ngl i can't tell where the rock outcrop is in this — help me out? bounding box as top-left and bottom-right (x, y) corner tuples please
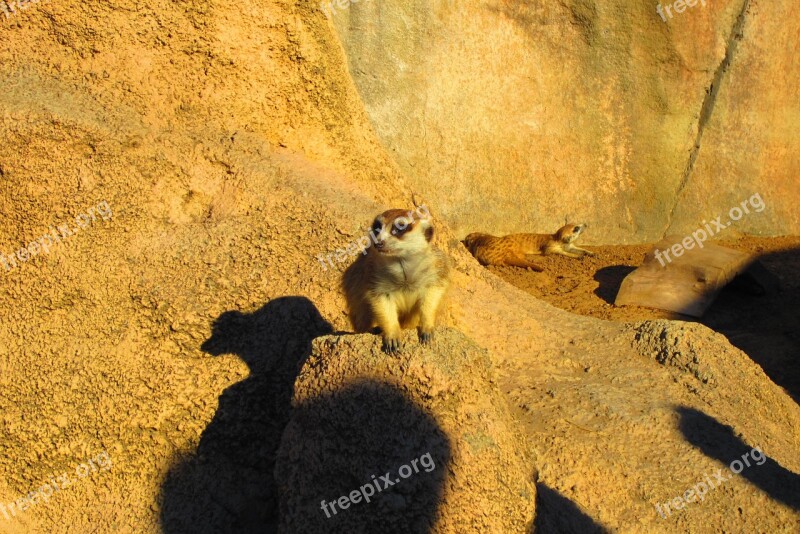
(0, 1), (797, 533)
(330, 0), (799, 242)
(276, 329), (536, 533)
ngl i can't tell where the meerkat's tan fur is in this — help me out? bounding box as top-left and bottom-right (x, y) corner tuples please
(463, 223), (595, 269)
(342, 207), (450, 353)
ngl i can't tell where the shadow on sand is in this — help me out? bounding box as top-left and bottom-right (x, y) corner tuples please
(532, 482), (607, 533)
(159, 297), (453, 533)
(678, 406), (800, 510)
(159, 296), (332, 533)
(593, 246), (800, 403)
(702, 247), (800, 403)
(276, 379), (451, 532)
(592, 265), (636, 305)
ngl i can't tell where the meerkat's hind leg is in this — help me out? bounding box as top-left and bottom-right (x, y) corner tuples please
(505, 254), (544, 271)
(417, 285), (446, 343)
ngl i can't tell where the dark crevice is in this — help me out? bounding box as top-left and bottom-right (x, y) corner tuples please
(662, 0), (751, 238)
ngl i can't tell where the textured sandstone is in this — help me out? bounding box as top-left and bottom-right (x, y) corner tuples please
(0, 1), (796, 533)
(276, 329), (536, 533)
(330, 0), (798, 243)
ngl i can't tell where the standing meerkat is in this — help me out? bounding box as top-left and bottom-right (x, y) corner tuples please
(342, 207), (450, 353)
(463, 223), (595, 269)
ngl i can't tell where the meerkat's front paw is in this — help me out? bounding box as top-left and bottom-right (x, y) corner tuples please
(584, 250), (596, 257)
(418, 329), (433, 344)
(382, 336), (401, 354)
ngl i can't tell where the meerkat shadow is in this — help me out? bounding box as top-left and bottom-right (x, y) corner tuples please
(593, 265), (636, 304)
(677, 406), (800, 510)
(159, 296), (333, 534)
(532, 483), (607, 533)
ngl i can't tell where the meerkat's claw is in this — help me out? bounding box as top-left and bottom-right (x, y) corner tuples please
(382, 337), (400, 354)
(418, 330), (433, 344)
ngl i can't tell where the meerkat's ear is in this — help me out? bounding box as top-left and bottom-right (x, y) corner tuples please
(410, 192), (432, 219)
(414, 204), (432, 221)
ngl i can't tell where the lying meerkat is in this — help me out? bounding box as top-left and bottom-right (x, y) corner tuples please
(342, 207), (450, 353)
(463, 223), (595, 269)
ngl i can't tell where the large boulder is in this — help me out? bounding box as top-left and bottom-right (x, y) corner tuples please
(275, 328), (536, 532)
(328, 0), (799, 243)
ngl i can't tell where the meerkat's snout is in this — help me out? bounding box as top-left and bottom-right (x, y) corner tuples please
(373, 234), (387, 251)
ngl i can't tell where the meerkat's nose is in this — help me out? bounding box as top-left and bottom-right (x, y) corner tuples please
(374, 240), (385, 249)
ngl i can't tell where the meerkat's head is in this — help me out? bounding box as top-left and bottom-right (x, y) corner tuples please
(369, 208), (434, 257)
(462, 233), (479, 249)
(462, 233), (490, 254)
(555, 223), (588, 244)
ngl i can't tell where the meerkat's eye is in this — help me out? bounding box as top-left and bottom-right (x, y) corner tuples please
(392, 218), (413, 236)
(371, 221), (382, 235)
(390, 217), (412, 236)
(573, 226), (581, 232)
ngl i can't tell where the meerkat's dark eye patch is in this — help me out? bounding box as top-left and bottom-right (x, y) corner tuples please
(392, 224), (411, 236)
(371, 220), (383, 235)
(573, 226), (581, 232)
(391, 217), (413, 236)
(424, 225), (434, 242)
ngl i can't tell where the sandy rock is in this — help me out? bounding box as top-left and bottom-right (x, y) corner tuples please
(330, 0), (799, 243)
(276, 329), (536, 533)
(0, 1), (797, 532)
